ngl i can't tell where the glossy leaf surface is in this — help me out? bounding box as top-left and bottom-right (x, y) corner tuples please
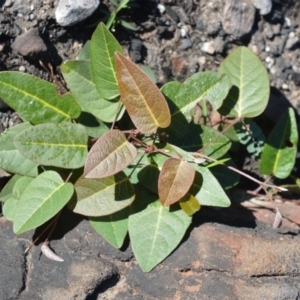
(90, 23), (123, 99)
(0, 123), (38, 176)
(84, 130), (137, 178)
(260, 108), (298, 179)
(158, 158), (195, 206)
(61, 60), (123, 123)
(14, 122), (88, 169)
(71, 172), (135, 216)
(219, 46), (269, 118)
(0, 72), (81, 124)
(115, 52), (171, 134)
(13, 171), (74, 234)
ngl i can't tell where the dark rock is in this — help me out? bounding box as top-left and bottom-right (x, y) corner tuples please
(129, 39), (145, 63)
(290, 72), (300, 87)
(222, 0), (256, 39)
(0, 218), (26, 299)
(11, 28), (47, 58)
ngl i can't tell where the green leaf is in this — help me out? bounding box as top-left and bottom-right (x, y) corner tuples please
(78, 40), (91, 60)
(190, 165), (231, 207)
(138, 164), (160, 194)
(2, 175), (35, 221)
(89, 206), (129, 248)
(129, 191), (191, 272)
(119, 19), (138, 31)
(162, 72), (231, 127)
(168, 123), (231, 159)
(115, 52), (171, 134)
(177, 71), (231, 115)
(218, 46), (269, 118)
(84, 130), (137, 178)
(140, 65), (157, 83)
(13, 175), (35, 199)
(158, 158), (195, 206)
(161, 81), (189, 138)
(71, 172), (135, 216)
(75, 111), (110, 138)
(90, 23), (123, 99)
(13, 171), (74, 234)
(61, 60), (124, 123)
(210, 157), (240, 190)
(0, 123), (39, 176)
(14, 122), (88, 169)
(0, 174), (22, 203)
(179, 193), (201, 216)
(0, 72), (81, 124)
(260, 108), (298, 179)
(3, 198), (18, 221)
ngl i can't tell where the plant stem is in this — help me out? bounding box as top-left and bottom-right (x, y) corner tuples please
(24, 211), (62, 253)
(193, 152), (286, 191)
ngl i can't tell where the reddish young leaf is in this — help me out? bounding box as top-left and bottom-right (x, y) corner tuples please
(84, 130), (137, 178)
(115, 52), (171, 134)
(158, 158), (195, 207)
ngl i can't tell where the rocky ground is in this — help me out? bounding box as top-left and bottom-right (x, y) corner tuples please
(1, 0), (300, 299)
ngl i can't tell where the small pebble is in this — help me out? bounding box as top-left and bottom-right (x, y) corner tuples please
(180, 27), (188, 38)
(201, 41), (215, 55)
(285, 32), (299, 50)
(157, 4), (166, 14)
(180, 39), (192, 50)
(19, 66), (26, 72)
(265, 56), (275, 69)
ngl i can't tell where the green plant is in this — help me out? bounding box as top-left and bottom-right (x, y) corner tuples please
(101, 0), (138, 31)
(0, 23), (298, 272)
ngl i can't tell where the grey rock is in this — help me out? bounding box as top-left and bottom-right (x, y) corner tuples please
(263, 23), (274, 39)
(214, 36), (225, 53)
(0, 218), (26, 299)
(285, 32), (299, 50)
(0, 211), (119, 300)
(252, 0), (272, 15)
(206, 13), (222, 36)
(55, 0), (100, 27)
(11, 28), (47, 57)
(180, 38), (193, 50)
(222, 0), (256, 39)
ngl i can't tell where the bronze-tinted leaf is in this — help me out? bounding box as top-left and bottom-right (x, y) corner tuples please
(84, 130), (137, 178)
(158, 158), (195, 207)
(115, 52), (171, 134)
